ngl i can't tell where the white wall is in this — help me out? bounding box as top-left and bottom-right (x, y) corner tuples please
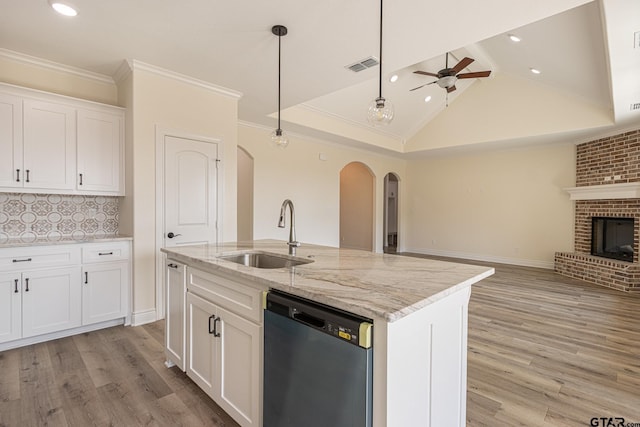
(404, 142), (576, 268)
(238, 123), (406, 252)
(237, 146), (254, 242)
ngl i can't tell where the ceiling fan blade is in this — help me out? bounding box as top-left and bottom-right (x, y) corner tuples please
(409, 81), (437, 91)
(447, 85), (457, 93)
(413, 70), (439, 78)
(457, 71), (492, 79)
(451, 57), (474, 74)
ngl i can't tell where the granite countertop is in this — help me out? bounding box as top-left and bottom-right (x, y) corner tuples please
(0, 234), (133, 248)
(162, 239), (495, 322)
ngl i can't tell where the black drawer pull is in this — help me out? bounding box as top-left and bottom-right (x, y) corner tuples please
(168, 263), (178, 269)
(213, 317), (221, 337)
(12, 258), (32, 263)
(84, 272), (88, 284)
(208, 315), (215, 334)
(25, 169), (30, 183)
(25, 278), (29, 292)
(14, 279), (18, 293)
(98, 252), (113, 256)
(79, 173), (83, 186)
(16, 169), (20, 182)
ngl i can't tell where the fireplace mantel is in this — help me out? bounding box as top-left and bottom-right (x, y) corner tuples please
(564, 182), (640, 200)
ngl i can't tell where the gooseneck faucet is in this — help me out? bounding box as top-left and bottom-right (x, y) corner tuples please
(278, 199), (300, 255)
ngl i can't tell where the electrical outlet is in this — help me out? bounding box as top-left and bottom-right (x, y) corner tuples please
(604, 176), (612, 181)
(614, 175), (622, 180)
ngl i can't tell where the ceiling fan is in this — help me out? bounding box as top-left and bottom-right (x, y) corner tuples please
(410, 53), (491, 93)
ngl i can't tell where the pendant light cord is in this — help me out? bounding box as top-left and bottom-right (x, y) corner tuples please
(378, 0), (383, 99)
(277, 30), (282, 131)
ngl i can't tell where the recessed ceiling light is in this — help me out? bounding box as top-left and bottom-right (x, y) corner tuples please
(49, 1), (78, 17)
(424, 95), (432, 103)
(530, 68), (541, 74)
(508, 34), (521, 42)
(389, 74), (398, 83)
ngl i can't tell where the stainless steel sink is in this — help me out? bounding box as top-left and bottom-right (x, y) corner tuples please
(218, 251), (313, 269)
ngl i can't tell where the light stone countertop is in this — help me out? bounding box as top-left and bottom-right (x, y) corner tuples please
(0, 234), (133, 248)
(162, 239), (495, 322)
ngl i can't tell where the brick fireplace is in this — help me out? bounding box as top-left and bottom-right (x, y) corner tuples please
(555, 129), (640, 292)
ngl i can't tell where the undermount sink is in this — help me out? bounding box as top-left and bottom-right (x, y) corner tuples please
(218, 251), (313, 269)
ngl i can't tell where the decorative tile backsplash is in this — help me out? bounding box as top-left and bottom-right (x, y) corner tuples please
(0, 193), (119, 243)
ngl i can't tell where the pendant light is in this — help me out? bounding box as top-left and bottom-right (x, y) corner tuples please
(271, 25), (289, 149)
(367, 0), (394, 125)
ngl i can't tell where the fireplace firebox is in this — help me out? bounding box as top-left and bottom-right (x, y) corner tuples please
(591, 217), (634, 262)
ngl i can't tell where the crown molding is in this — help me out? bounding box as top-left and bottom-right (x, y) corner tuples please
(0, 48), (114, 85)
(127, 59), (243, 100)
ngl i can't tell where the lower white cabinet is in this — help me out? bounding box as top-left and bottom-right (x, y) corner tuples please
(165, 260), (186, 370)
(0, 240), (131, 350)
(184, 271), (262, 427)
(81, 262), (128, 325)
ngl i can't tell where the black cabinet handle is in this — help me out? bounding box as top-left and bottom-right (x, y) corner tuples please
(84, 272), (88, 284)
(25, 169), (30, 183)
(79, 173), (83, 186)
(213, 317), (221, 338)
(14, 279), (18, 293)
(16, 169), (20, 182)
(25, 278), (29, 292)
(168, 263), (178, 269)
(98, 252), (113, 256)
(208, 315), (215, 334)
(12, 258), (32, 263)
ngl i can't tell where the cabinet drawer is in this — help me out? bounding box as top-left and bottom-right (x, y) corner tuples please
(82, 242), (130, 263)
(187, 267), (263, 324)
(0, 245), (80, 272)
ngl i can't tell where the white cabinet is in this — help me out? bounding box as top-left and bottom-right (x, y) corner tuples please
(0, 93), (22, 187)
(23, 99), (76, 190)
(81, 242), (129, 325)
(184, 267), (262, 427)
(0, 240), (131, 350)
(0, 272), (22, 343)
(77, 109), (124, 194)
(165, 259), (186, 370)
(0, 83), (124, 196)
(21, 267), (82, 337)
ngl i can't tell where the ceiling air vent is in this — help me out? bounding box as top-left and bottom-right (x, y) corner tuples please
(346, 56), (379, 72)
(631, 102), (640, 111)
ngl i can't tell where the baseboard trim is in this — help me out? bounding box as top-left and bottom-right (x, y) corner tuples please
(404, 247), (555, 270)
(131, 308), (158, 326)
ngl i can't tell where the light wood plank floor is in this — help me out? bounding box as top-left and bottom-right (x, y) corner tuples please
(1, 261), (639, 426)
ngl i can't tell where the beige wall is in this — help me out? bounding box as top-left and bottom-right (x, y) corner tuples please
(237, 146), (254, 242)
(120, 67), (239, 319)
(340, 162), (374, 250)
(404, 143), (576, 267)
(238, 124), (406, 251)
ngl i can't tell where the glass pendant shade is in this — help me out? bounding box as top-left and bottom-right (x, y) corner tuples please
(270, 128), (289, 149)
(367, 97), (394, 125)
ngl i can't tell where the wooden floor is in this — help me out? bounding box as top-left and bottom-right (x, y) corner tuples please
(1, 261), (639, 426)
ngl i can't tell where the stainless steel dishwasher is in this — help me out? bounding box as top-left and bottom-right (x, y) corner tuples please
(264, 290), (373, 427)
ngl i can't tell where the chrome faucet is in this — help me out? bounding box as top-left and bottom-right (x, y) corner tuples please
(278, 199), (300, 255)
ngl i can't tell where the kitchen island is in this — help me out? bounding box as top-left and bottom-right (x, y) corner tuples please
(161, 240), (494, 427)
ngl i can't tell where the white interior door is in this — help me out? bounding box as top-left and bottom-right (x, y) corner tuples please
(164, 135), (219, 248)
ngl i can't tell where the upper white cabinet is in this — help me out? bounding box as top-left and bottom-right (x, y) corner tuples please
(23, 99), (76, 190)
(77, 109), (124, 194)
(0, 83), (125, 196)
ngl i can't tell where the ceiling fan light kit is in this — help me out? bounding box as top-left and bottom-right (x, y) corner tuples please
(367, 0), (394, 125)
(270, 24), (289, 149)
(411, 53), (491, 94)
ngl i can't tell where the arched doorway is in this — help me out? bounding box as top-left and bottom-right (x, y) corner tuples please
(340, 162), (375, 251)
(237, 146), (254, 242)
(383, 173), (399, 253)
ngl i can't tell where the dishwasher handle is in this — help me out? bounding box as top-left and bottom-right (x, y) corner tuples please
(292, 310), (325, 329)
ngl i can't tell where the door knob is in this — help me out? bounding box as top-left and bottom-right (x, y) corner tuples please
(167, 232), (182, 239)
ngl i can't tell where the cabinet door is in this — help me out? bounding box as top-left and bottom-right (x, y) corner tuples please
(0, 93), (22, 188)
(23, 99), (76, 190)
(166, 261), (186, 370)
(22, 267), (81, 337)
(82, 262), (128, 325)
(186, 292), (216, 398)
(77, 109), (123, 194)
(215, 305), (262, 427)
(0, 273), (22, 344)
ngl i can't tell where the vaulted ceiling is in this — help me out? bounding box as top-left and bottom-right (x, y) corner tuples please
(1, 0), (638, 155)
